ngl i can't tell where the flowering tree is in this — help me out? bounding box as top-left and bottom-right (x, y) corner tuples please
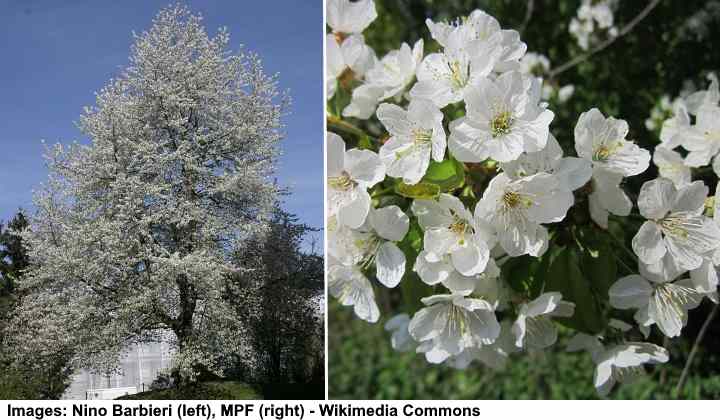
(6, 5), (284, 382)
(327, 0), (720, 396)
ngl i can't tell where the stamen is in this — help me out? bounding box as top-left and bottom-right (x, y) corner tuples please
(490, 110), (514, 138)
(658, 216), (690, 240)
(328, 171), (357, 191)
(592, 141), (622, 162)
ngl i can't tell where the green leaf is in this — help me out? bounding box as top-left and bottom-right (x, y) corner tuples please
(501, 255), (540, 297)
(421, 158), (465, 192)
(395, 181), (441, 200)
(396, 218), (432, 312)
(545, 246), (606, 334)
(577, 227), (617, 300)
(329, 81), (351, 118)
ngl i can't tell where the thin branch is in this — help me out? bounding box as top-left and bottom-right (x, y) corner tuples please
(676, 303), (719, 397)
(518, 0), (535, 34)
(549, 0), (661, 79)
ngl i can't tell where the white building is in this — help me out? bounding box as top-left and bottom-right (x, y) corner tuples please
(62, 342), (173, 400)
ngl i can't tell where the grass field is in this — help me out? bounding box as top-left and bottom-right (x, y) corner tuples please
(117, 381), (260, 400)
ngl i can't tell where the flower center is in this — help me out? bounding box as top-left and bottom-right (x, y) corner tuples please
(653, 283), (697, 325)
(447, 304), (469, 336)
(502, 190), (531, 209)
(490, 111), (514, 138)
(394, 129), (433, 160)
(413, 128), (433, 145)
(592, 141), (622, 162)
(448, 60), (467, 90)
(450, 220), (469, 236)
(355, 233), (383, 269)
(658, 216), (689, 240)
(328, 171), (357, 191)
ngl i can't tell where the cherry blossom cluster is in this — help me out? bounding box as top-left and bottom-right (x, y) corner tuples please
(326, 0), (719, 396)
(569, 0), (619, 51)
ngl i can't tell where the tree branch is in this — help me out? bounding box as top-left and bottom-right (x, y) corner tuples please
(518, 0), (535, 35)
(549, 0), (661, 79)
(675, 303), (719, 397)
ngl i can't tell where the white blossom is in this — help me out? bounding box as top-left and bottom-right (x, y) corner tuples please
(593, 342), (668, 396)
(501, 133), (592, 192)
(409, 294), (501, 363)
(327, 132), (385, 228)
(653, 147), (692, 187)
(475, 173), (573, 257)
(425, 9), (526, 73)
(326, 0), (377, 36)
(574, 108), (650, 227)
(328, 205), (409, 287)
(512, 292), (575, 349)
(384, 313), (415, 352)
(377, 99), (446, 184)
(588, 168), (633, 229)
(449, 71), (554, 163)
(326, 34), (377, 100)
(410, 25), (503, 108)
(411, 193), (493, 276)
(609, 259), (703, 337)
(328, 262), (380, 323)
(632, 178), (720, 270)
(575, 108), (650, 177)
(414, 253), (501, 296)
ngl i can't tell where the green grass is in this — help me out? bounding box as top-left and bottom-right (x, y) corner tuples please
(117, 381), (260, 400)
(329, 301), (720, 400)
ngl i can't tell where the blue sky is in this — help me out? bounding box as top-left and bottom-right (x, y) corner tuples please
(0, 0), (323, 239)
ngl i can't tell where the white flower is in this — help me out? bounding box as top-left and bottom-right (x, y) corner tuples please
(384, 313), (415, 352)
(593, 342), (668, 396)
(632, 178), (720, 270)
(659, 101), (690, 150)
(449, 71), (554, 163)
(326, 0), (377, 36)
(341, 84), (386, 120)
(512, 292), (575, 349)
(519, 52), (550, 76)
(574, 108), (650, 177)
(343, 39), (424, 119)
(653, 147), (692, 187)
(327, 132), (385, 228)
(681, 103), (720, 168)
(368, 39), (424, 100)
(557, 85), (575, 103)
(609, 260), (703, 337)
(412, 193), (493, 276)
(425, 10), (526, 73)
(409, 293), (501, 363)
(328, 205), (409, 287)
(591, 2), (615, 29)
(501, 133), (592, 192)
(690, 260), (719, 303)
(588, 168), (633, 229)
(410, 25), (502, 108)
(414, 252), (500, 296)
(475, 172), (573, 257)
(328, 262), (380, 323)
(684, 73), (719, 115)
(376, 99), (446, 184)
(326, 34), (377, 100)
(444, 321), (517, 370)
